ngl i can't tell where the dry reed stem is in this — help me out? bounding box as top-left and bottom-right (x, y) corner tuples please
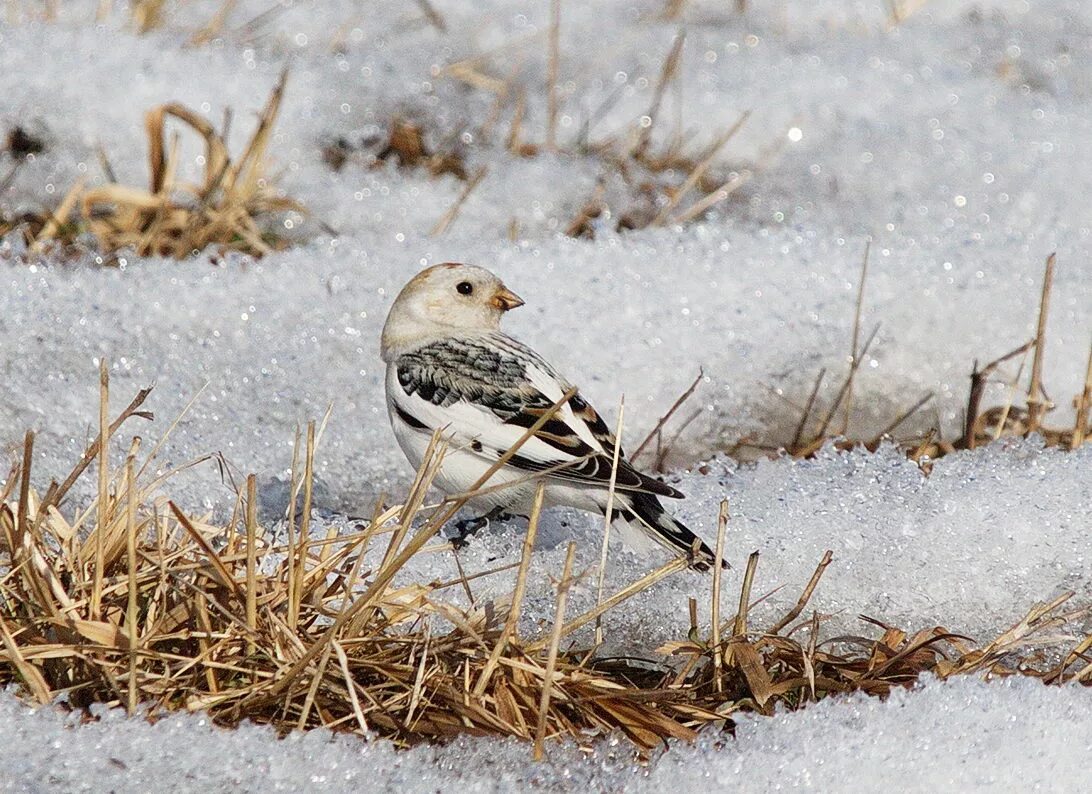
(294, 421), (316, 631)
(188, 0), (238, 47)
(870, 391), (934, 446)
(430, 165), (488, 236)
(125, 453), (139, 714)
(654, 112), (750, 225)
(964, 340), (1034, 450)
(545, 0), (561, 151)
(792, 368), (826, 449)
(534, 541), (576, 760)
(473, 483), (546, 698)
(710, 500), (729, 692)
(594, 399), (625, 645)
(1026, 253), (1056, 431)
(731, 551), (760, 643)
(526, 556), (689, 653)
(93, 359), (109, 621)
(632, 369), (703, 465)
(245, 474), (257, 655)
(1073, 343), (1092, 448)
(766, 551), (834, 635)
(264, 387), (580, 702)
(671, 169), (752, 225)
(29, 176), (85, 252)
(814, 324), (880, 442)
(413, 0), (447, 32)
(633, 31), (686, 159)
(841, 241), (871, 435)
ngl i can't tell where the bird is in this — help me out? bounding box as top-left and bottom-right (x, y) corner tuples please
(380, 262), (718, 571)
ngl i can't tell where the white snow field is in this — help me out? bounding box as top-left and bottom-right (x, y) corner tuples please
(1, 0), (1091, 790)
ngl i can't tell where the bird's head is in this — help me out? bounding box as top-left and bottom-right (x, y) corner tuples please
(381, 263), (524, 360)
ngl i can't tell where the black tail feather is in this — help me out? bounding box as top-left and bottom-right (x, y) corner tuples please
(621, 492), (724, 572)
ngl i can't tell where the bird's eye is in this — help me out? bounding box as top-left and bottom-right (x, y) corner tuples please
(456, 281), (474, 295)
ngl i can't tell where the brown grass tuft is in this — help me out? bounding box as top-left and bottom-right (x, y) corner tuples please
(79, 71), (303, 259)
(323, 117), (469, 181)
(4, 73), (303, 263)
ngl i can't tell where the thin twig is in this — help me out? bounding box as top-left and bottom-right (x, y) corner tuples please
(92, 359), (109, 620)
(841, 241), (871, 435)
(430, 166), (487, 236)
(1026, 252), (1056, 431)
(594, 399), (626, 645)
(710, 500), (729, 692)
(792, 368), (826, 450)
(767, 551), (834, 635)
(1072, 341), (1092, 449)
(533, 541), (575, 761)
(633, 369), (703, 463)
(545, 0), (561, 151)
(473, 484), (546, 697)
(245, 474), (258, 655)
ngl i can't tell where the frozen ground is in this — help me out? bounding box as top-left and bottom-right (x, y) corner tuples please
(1, 0), (1091, 790)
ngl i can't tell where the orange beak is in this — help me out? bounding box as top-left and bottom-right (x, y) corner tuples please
(490, 286), (525, 312)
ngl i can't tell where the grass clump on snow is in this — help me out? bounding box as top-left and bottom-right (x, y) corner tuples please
(322, 18), (763, 241)
(1, 72), (303, 264)
(0, 367), (1090, 758)
(723, 252), (1092, 468)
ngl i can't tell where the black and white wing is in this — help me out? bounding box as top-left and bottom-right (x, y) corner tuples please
(389, 333), (681, 498)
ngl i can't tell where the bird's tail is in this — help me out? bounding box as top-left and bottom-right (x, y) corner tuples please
(612, 492), (721, 572)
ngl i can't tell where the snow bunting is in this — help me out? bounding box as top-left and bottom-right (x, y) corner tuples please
(380, 263), (717, 571)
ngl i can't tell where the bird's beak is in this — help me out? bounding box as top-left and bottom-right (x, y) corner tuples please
(490, 286), (525, 312)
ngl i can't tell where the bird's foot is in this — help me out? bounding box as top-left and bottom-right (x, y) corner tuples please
(449, 507), (518, 549)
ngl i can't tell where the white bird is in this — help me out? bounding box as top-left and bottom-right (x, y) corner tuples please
(380, 263), (717, 571)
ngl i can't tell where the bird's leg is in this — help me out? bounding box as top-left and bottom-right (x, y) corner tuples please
(449, 506), (517, 548)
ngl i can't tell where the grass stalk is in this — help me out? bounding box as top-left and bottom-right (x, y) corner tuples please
(534, 541), (575, 761)
(594, 398), (625, 645)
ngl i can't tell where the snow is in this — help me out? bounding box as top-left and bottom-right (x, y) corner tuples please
(1, 0), (1091, 788)
(0, 676), (1089, 792)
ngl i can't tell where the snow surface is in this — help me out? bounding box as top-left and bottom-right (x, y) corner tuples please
(0, 676), (1089, 792)
(1, 0), (1091, 789)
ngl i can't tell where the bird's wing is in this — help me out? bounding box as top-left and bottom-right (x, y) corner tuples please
(390, 334), (682, 498)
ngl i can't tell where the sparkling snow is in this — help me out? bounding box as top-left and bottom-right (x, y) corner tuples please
(0, 676), (1089, 792)
(1, 0), (1091, 789)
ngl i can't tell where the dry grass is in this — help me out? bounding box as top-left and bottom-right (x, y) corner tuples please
(316, 20), (765, 241)
(3, 73), (302, 263)
(1, 370), (1090, 758)
(723, 252), (1092, 467)
(438, 26), (765, 239)
(323, 117), (470, 182)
